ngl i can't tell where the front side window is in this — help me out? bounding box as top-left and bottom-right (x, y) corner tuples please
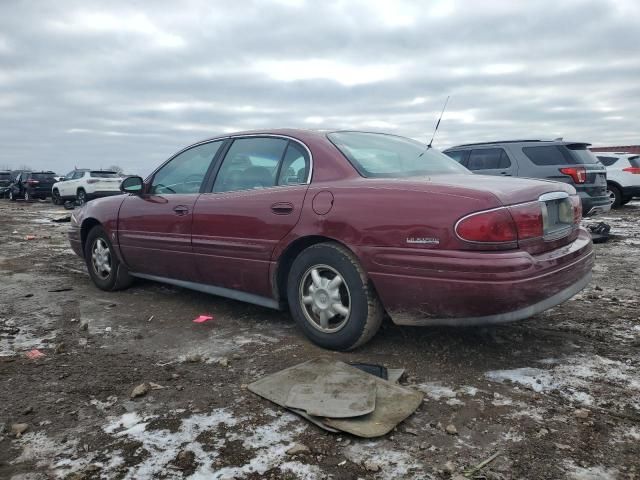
(73, 171), (86, 179)
(467, 148), (510, 170)
(444, 150), (467, 163)
(152, 141), (222, 194)
(213, 137), (288, 192)
(328, 131), (469, 178)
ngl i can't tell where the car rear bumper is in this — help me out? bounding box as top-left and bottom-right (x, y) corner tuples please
(363, 227), (594, 326)
(579, 193), (611, 216)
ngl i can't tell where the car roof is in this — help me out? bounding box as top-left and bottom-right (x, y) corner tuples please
(445, 139), (591, 150)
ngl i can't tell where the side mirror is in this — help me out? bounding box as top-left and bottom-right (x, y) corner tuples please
(120, 176), (144, 194)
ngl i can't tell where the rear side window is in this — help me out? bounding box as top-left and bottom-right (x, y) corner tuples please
(597, 156), (618, 166)
(523, 145), (576, 166)
(444, 150), (466, 163)
(277, 142), (310, 186)
(214, 137), (288, 193)
(467, 148), (511, 170)
(90, 171), (119, 178)
(0, 173), (10, 179)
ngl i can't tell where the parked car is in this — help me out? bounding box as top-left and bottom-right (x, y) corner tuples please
(594, 152), (640, 208)
(443, 140), (610, 216)
(0, 171), (12, 198)
(52, 169), (123, 205)
(8, 171), (57, 201)
(68, 129), (593, 350)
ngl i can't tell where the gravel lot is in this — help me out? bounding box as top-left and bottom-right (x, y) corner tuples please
(1, 199), (639, 480)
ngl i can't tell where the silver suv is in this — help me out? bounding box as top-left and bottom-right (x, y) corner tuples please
(443, 140), (610, 216)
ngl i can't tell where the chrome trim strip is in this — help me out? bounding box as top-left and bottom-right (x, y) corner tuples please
(130, 272), (280, 309)
(538, 191), (569, 202)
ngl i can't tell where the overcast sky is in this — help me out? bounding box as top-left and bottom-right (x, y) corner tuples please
(1, 0), (638, 175)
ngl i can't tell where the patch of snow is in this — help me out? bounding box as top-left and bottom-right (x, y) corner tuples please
(564, 460), (618, 480)
(416, 382), (457, 400)
(345, 441), (425, 479)
(485, 354), (640, 411)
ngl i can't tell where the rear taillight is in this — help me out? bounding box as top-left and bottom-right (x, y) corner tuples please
(456, 196), (581, 245)
(622, 167), (640, 174)
(508, 203), (543, 240)
(559, 166), (586, 184)
(86, 179), (99, 184)
(456, 208), (518, 243)
(26, 179), (39, 185)
(569, 195), (582, 222)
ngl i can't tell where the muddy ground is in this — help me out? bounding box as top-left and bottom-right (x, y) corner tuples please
(1, 199), (639, 480)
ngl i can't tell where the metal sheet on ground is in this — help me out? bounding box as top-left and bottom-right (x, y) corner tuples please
(285, 370), (376, 418)
(248, 358), (423, 437)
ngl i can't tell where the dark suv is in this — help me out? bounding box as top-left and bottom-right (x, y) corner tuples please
(443, 140), (611, 216)
(8, 171), (57, 201)
(0, 171), (12, 198)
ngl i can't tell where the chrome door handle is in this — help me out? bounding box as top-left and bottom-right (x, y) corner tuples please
(173, 205), (189, 215)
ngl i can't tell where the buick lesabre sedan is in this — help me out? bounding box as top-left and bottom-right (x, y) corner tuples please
(69, 129), (594, 350)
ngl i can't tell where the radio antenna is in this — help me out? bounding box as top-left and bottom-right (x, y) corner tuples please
(427, 96), (449, 149)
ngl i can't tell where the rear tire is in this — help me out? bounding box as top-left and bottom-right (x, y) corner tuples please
(607, 184), (622, 208)
(9, 190), (16, 201)
(287, 242), (383, 351)
(84, 225), (134, 291)
(24, 190), (31, 202)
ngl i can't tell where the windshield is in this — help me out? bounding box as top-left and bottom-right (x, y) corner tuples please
(90, 171), (120, 178)
(328, 132), (470, 178)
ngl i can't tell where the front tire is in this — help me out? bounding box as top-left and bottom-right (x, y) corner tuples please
(84, 225), (134, 291)
(9, 190), (16, 201)
(287, 242), (383, 351)
(52, 190), (62, 205)
(24, 190), (31, 202)
(77, 189), (87, 205)
(608, 184), (622, 208)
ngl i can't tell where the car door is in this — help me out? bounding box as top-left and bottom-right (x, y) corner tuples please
(192, 136), (311, 298)
(466, 148), (515, 177)
(117, 140), (223, 280)
(62, 170), (81, 197)
(58, 171), (74, 197)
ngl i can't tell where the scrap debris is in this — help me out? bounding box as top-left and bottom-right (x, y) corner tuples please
(587, 221), (611, 243)
(25, 349), (45, 360)
(193, 314), (214, 324)
(248, 358), (423, 438)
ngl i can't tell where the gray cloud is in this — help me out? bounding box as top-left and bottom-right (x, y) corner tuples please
(0, 0), (638, 175)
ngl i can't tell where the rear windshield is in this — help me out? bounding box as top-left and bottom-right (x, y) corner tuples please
(0, 173), (11, 179)
(328, 132), (469, 178)
(90, 171), (120, 178)
(523, 144), (598, 166)
(32, 173), (56, 180)
(630, 156), (640, 168)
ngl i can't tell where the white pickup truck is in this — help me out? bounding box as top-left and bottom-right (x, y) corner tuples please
(52, 169), (123, 205)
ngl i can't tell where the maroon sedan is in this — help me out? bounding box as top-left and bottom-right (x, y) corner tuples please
(68, 129), (593, 350)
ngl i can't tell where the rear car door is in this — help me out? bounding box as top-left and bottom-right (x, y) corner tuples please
(466, 148), (515, 177)
(117, 140), (223, 280)
(192, 136), (311, 298)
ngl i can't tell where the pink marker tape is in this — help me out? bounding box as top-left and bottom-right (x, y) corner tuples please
(193, 315), (214, 324)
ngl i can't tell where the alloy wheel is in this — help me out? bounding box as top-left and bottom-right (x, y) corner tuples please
(91, 238), (112, 280)
(299, 264), (351, 333)
(608, 189), (615, 203)
(78, 191), (86, 205)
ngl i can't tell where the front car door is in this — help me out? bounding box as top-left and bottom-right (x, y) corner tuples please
(117, 140), (223, 280)
(192, 136), (311, 299)
(58, 170), (76, 198)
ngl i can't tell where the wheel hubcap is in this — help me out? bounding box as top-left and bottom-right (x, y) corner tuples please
(608, 190), (615, 203)
(299, 264), (351, 333)
(91, 238), (112, 279)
